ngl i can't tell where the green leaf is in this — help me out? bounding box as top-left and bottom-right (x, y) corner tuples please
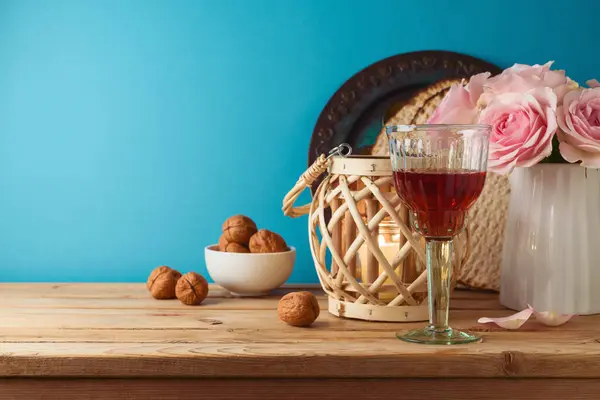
(540, 135), (567, 164)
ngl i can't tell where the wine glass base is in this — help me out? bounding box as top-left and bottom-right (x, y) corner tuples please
(396, 326), (481, 345)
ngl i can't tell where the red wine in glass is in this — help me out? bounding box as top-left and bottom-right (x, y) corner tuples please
(393, 169), (487, 238)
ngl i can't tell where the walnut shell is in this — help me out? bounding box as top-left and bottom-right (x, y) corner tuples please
(147, 266), (182, 300)
(225, 242), (250, 253)
(277, 291), (320, 327)
(219, 234), (250, 253)
(249, 229), (287, 253)
(222, 215), (257, 244)
(218, 234), (229, 251)
(176, 272), (209, 306)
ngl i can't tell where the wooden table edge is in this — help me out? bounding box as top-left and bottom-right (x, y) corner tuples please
(1, 352), (599, 379)
(1, 377), (599, 400)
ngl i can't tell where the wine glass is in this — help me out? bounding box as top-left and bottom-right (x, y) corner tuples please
(387, 124), (491, 345)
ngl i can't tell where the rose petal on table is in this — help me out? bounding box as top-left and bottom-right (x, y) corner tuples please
(531, 309), (574, 326)
(477, 308), (534, 329)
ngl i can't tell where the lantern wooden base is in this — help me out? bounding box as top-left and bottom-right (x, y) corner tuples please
(328, 298), (428, 322)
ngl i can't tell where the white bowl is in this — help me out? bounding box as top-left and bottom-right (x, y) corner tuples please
(205, 245), (295, 296)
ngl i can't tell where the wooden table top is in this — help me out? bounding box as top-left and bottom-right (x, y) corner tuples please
(0, 283), (598, 379)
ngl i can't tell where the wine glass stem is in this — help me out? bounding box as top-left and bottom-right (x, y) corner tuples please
(426, 239), (453, 332)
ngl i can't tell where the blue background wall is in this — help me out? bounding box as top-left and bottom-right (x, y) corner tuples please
(0, 0), (597, 282)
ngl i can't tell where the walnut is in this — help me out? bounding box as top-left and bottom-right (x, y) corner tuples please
(225, 242), (250, 253)
(277, 291), (320, 327)
(219, 234), (250, 253)
(222, 215), (257, 244)
(218, 234), (229, 251)
(176, 272), (209, 306)
(147, 266), (182, 299)
(249, 229), (288, 253)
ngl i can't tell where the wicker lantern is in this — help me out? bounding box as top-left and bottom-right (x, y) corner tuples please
(283, 146), (468, 322)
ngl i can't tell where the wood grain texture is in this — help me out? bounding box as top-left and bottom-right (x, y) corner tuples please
(1, 378), (599, 400)
(1, 284), (600, 380)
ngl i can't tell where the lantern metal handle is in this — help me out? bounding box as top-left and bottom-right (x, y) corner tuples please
(282, 144), (352, 218)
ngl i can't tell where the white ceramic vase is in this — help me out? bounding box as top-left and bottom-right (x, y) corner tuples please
(500, 164), (600, 315)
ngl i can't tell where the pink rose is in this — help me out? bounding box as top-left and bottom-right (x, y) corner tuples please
(428, 72), (490, 124)
(466, 72), (491, 104)
(557, 86), (600, 167)
(427, 83), (475, 125)
(479, 87), (558, 174)
(479, 61), (574, 106)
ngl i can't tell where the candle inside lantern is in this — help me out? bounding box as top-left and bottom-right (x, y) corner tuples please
(358, 218), (402, 300)
(377, 224), (402, 262)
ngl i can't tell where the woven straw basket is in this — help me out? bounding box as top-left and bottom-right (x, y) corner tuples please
(283, 151), (469, 322)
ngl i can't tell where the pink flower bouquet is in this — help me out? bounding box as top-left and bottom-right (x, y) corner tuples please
(429, 62), (600, 174)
